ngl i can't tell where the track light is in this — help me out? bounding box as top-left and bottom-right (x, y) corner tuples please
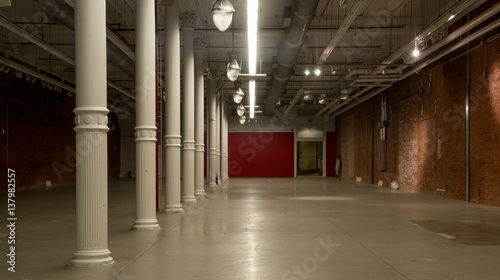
(211, 0), (235, 32)
(340, 89), (349, 100)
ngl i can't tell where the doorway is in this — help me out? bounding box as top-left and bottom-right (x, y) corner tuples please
(297, 141), (323, 176)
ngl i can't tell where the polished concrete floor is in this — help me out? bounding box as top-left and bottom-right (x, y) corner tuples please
(1, 177), (500, 280)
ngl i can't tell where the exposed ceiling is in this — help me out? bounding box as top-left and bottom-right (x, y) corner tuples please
(0, 0), (493, 120)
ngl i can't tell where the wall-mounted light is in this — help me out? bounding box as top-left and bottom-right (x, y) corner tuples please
(212, 0), (235, 32)
(237, 103), (245, 116)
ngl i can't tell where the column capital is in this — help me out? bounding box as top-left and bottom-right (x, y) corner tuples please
(180, 11), (197, 28)
(164, 135), (182, 147)
(135, 126), (157, 143)
(195, 144), (205, 152)
(194, 37), (206, 50)
(182, 140), (196, 150)
(74, 107), (109, 133)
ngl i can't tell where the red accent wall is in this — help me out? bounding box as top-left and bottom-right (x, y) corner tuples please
(228, 132), (294, 177)
(326, 132), (336, 177)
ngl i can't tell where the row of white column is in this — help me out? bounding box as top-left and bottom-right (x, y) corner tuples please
(70, 0), (228, 266)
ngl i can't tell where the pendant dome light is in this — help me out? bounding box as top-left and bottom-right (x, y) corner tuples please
(211, 0), (235, 32)
(227, 51), (240, 82)
(236, 104), (245, 117)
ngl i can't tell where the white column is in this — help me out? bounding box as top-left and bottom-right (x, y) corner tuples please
(70, 0), (113, 266)
(194, 37), (206, 197)
(163, 0), (183, 213)
(180, 12), (197, 202)
(207, 80), (217, 191)
(222, 101), (229, 181)
(216, 94), (221, 184)
(133, 0), (160, 231)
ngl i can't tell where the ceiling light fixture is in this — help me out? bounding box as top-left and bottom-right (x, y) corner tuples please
(340, 89), (349, 100)
(233, 87), (244, 103)
(227, 51), (240, 81)
(318, 93), (327, 104)
(247, 0), (258, 119)
(211, 0), (235, 32)
(237, 104), (245, 116)
(314, 67), (321, 76)
(304, 91), (313, 101)
(304, 68), (310, 76)
(239, 115), (246, 124)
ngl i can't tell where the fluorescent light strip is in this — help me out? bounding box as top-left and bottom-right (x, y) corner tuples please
(248, 0), (258, 118)
(249, 79), (255, 118)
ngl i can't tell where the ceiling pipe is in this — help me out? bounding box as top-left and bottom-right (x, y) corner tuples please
(283, 87), (304, 117)
(317, 0), (369, 65)
(263, 0), (320, 116)
(371, 0), (485, 75)
(0, 14), (135, 99)
(327, 16), (500, 120)
(317, 0), (491, 119)
(345, 68), (371, 80)
(35, 0), (136, 79)
(394, 1), (500, 73)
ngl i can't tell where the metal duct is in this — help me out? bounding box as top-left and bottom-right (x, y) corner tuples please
(263, 0), (319, 116)
(35, 0), (135, 79)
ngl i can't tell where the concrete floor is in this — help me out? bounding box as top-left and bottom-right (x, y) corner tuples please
(1, 177), (500, 280)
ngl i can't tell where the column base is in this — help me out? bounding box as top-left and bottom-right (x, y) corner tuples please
(181, 196), (197, 203)
(69, 249), (114, 267)
(163, 204), (184, 213)
(195, 189), (206, 197)
(132, 219), (160, 231)
(206, 183), (219, 194)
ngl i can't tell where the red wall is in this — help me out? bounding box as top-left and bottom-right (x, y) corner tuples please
(228, 132), (294, 177)
(326, 132), (336, 177)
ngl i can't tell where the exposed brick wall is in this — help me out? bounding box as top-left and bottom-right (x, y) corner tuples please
(334, 2), (500, 207)
(340, 114), (354, 180)
(397, 94), (419, 192)
(0, 65), (121, 189)
(470, 37), (500, 206)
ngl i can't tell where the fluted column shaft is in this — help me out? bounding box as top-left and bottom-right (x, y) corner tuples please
(216, 94), (221, 184)
(163, 0), (183, 213)
(221, 101), (229, 181)
(207, 81), (217, 190)
(70, 0), (113, 267)
(181, 12), (197, 202)
(133, 0), (160, 230)
(194, 37), (206, 196)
